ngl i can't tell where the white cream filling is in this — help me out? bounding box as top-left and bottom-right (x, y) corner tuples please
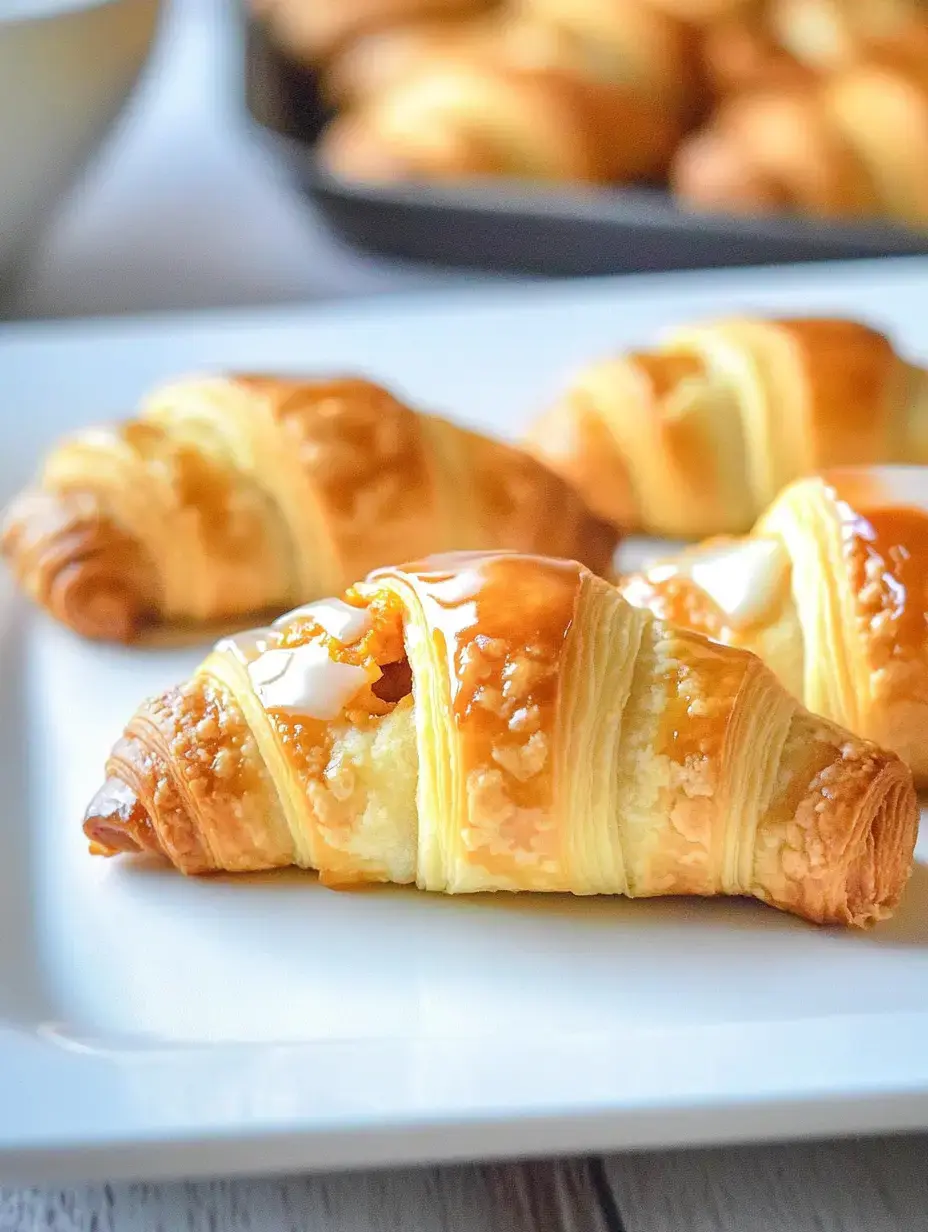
(666, 536), (790, 629)
(272, 598), (373, 643)
(215, 627), (272, 666)
(247, 641), (376, 719)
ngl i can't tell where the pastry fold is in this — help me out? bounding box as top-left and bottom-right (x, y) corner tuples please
(619, 465), (928, 783)
(526, 316), (928, 537)
(84, 550), (918, 926)
(2, 376), (616, 642)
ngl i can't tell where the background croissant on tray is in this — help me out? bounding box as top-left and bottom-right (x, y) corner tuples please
(252, 0), (928, 228)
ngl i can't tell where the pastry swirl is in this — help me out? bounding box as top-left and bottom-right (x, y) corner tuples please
(3, 376), (616, 642)
(85, 550), (918, 926)
(620, 465), (928, 784)
(526, 316), (928, 538)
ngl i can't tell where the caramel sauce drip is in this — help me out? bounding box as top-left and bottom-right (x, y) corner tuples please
(840, 501), (928, 669)
(397, 553), (583, 878)
(656, 629), (751, 768)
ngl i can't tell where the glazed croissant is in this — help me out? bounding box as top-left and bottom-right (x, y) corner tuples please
(2, 376), (616, 643)
(525, 316), (928, 539)
(83, 549), (918, 926)
(251, 0), (496, 63)
(672, 45), (928, 225)
(319, 23), (682, 186)
(620, 465), (928, 784)
(699, 13), (817, 98)
(769, 0), (925, 71)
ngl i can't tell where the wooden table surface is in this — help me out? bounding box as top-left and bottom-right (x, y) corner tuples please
(4, 1139), (928, 1231)
(5, 0), (928, 1226)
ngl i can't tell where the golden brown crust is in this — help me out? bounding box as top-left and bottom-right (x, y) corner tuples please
(634, 0), (757, 24)
(752, 719), (916, 927)
(83, 550), (918, 926)
(252, 0), (493, 64)
(617, 468), (928, 787)
(671, 87), (880, 218)
(524, 396), (639, 530)
(769, 0), (925, 71)
(674, 40), (928, 226)
(516, 0), (705, 117)
(699, 14), (817, 98)
(526, 316), (925, 538)
(320, 57), (680, 186)
(1, 490), (159, 643)
(5, 376), (618, 640)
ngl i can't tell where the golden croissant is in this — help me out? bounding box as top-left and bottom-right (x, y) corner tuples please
(318, 32), (682, 187)
(83, 550), (917, 927)
(769, 0), (924, 72)
(251, 0), (495, 64)
(1, 375), (616, 643)
(620, 465), (928, 784)
(671, 40), (928, 226)
(525, 316), (928, 539)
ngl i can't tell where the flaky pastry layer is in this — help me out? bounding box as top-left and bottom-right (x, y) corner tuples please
(84, 550), (918, 926)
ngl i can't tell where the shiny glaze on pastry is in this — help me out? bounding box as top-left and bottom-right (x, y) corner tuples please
(527, 317), (928, 538)
(84, 550), (918, 926)
(2, 376), (617, 642)
(620, 465), (928, 782)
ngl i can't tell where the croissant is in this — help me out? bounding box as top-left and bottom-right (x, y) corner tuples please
(525, 317), (928, 538)
(620, 465), (928, 784)
(699, 14), (817, 98)
(251, 0), (496, 64)
(318, 43), (682, 186)
(320, 12), (505, 105)
(672, 46), (928, 225)
(769, 0), (924, 71)
(513, 0), (704, 117)
(83, 549), (918, 927)
(634, 0), (757, 24)
(635, 0), (759, 24)
(2, 376), (616, 643)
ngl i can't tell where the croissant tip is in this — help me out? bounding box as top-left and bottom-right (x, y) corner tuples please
(83, 777), (152, 858)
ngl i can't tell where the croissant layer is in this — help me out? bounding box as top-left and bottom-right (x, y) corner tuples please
(619, 465), (928, 784)
(84, 551), (918, 927)
(526, 316), (928, 538)
(4, 376), (617, 641)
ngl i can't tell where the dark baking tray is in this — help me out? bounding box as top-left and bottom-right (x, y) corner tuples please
(243, 16), (928, 277)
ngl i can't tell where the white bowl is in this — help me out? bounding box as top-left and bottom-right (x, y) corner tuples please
(0, 0), (160, 281)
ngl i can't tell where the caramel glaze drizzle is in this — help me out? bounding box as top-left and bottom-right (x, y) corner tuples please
(377, 552), (584, 881)
(834, 494), (928, 679)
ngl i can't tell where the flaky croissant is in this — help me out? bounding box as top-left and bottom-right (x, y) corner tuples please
(513, 0), (704, 116)
(699, 14), (817, 98)
(2, 376), (616, 643)
(769, 0), (925, 71)
(83, 550), (917, 926)
(319, 39), (681, 186)
(525, 317), (928, 539)
(672, 45), (928, 225)
(620, 465), (928, 784)
(251, 0), (495, 63)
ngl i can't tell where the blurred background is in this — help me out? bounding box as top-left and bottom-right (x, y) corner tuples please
(5, 0), (928, 320)
(5, 0), (493, 321)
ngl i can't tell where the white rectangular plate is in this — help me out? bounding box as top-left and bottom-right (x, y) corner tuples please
(3, 257), (928, 1184)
